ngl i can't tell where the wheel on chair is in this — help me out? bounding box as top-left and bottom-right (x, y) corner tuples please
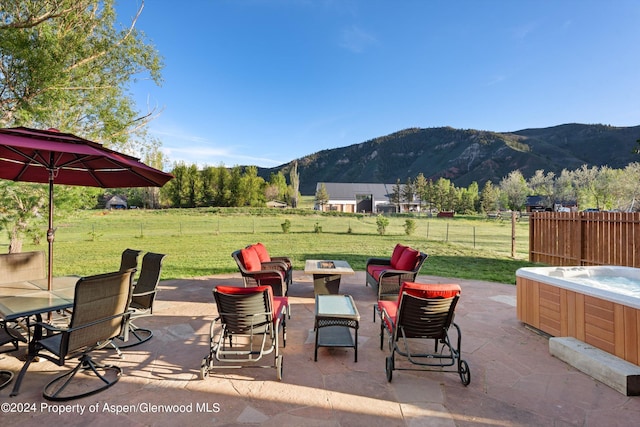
(199, 357), (210, 380)
(385, 356), (394, 382)
(458, 359), (470, 386)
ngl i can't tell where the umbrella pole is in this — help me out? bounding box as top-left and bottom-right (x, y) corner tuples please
(47, 173), (54, 292)
(47, 169), (54, 323)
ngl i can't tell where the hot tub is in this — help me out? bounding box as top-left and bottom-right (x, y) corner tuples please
(516, 266), (640, 366)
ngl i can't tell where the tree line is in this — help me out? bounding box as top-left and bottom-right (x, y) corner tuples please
(161, 161), (301, 208)
(314, 163), (640, 214)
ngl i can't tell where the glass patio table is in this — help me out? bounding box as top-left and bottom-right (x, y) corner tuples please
(314, 294), (360, 362)
(0, 276), (78, 396)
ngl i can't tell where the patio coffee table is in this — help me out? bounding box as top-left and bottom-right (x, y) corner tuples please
(314, 294), (360, 362)
(305, 259), (355, 295)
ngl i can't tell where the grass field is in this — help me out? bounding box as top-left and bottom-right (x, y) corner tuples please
(6, 207), (539, 284)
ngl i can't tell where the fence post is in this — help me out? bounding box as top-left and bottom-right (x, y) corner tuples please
(511, 211), (516, 258)
(473, 226), (476, 248)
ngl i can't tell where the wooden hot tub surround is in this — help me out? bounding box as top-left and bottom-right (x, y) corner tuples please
(516, 269), (640, 366)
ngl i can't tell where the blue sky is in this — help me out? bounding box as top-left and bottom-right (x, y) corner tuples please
(117, 0), (640, 169)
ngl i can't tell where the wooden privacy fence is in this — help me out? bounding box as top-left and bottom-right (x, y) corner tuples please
(529, 211), (640, 267)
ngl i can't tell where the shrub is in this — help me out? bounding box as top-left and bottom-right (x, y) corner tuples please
(281, 219), (291, 233)
(404, 219), (416, 236)
(314, 222), (322, 233)
(376, 214), (390, 235)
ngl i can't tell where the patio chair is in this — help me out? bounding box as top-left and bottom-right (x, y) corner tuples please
(248, 243), (293, 287)
(111, 252), (166, 348)
(1, 322), (26, 390)
(366, 244), (428, 300)
(232, 248), (289, 297)
(119, 248), (142, 272)
(21, 269), (134, 401)
(378, 282), (470, 385)
(200, 285), (288, 381)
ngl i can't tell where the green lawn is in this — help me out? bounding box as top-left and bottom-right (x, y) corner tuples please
(8, 208), (538, 284)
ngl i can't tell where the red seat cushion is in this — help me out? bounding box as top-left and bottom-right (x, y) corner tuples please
(396, 282), (461, 305)
(272, 296), (289, 319)
(252, 243), (271, 263)
(394, 247), (420, 271)
(367, 265), (387, 281)
(390, 244), (407, 267)
(240, 247), (262, 271)
(378, 300), (398, 332)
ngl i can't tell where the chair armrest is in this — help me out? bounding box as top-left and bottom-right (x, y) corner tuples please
(378, 268), (417, 278)
(270, 256), (292, 265)
(260, 261), (289, 272)
(132, 289), (158, 297)
(366, 257), (392, 267)
(249, 269), (285, 282)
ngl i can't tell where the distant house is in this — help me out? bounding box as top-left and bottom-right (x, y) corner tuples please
(314, 182), (419, 213)
(526, 195), (578, 212)
(106, 195), (128, 210)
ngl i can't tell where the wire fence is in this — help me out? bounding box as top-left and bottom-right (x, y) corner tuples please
(27, 214), (529, 258)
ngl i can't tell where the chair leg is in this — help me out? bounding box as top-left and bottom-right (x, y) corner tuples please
(43, 354), (122, 401)
(110, 323), (153, 349)
(0, 370), (13, 390)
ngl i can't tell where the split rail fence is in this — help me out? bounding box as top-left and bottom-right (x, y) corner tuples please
(529, 211), (640, 267)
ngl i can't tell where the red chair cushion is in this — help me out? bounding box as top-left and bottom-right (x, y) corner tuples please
(378, 300), (398, 332)
(240, 247), (262, 271)
(394, 247), (420, 271)
(272, 296), (289, 319)
(390, 244), (407, 267)
(397, 282), (461, 305)
(216, 285), (271, 296)
(253, 243), (271, 263)
(367, 265), (387, 281)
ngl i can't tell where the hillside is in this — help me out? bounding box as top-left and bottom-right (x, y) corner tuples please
(258, 123), (640, 195)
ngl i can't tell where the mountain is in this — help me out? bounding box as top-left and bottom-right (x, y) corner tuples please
(258, 123), (640, 195)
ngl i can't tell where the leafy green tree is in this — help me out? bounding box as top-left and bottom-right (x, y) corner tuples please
(528, 170), (556, 207)
(185, 164), (201, 208)
(0, 182), (46, 252)
(315, 183), (329, 210)
(391, 179), (402, 212)
(480, 180), (500, 213)
(289, 161), (300, 208)
(458, 182), (479, 213)
(499, 170), (528, 211)
(266, 171), (288, 202)
(572, 165), (600, 209)
(164, 162), (188, 208)
(402, 178), (415, 211)
(240, 166), (266, 207)
(433, 178), (452, 211)
(0, 0), (163, 249)
(414, 173), (428, 213)
(0, 0), (162, 146)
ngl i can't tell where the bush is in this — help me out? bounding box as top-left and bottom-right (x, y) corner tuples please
(314, 222), (322, 233)
(404, 219), (416, 236)
(376, 214), (390, 235)
(281, 219), (291, 233)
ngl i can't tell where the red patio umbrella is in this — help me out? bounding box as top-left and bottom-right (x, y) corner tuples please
(0, 127), (173, 291)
